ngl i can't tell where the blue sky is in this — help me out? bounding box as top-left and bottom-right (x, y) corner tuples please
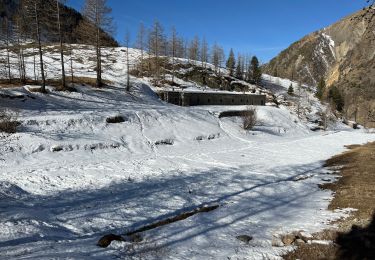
(67, 0), (365, 63)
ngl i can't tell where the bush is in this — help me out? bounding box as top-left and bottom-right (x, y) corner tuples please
(288, 84), (294, 95)
(0, 109), (19, 133)
(106, 115), (125, 124)
(242, 106), (257, 130)
(328, 86), (344, 112)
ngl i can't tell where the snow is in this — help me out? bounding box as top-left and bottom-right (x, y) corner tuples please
(322, 33), (336, 59)
(1, 45), (375, 259)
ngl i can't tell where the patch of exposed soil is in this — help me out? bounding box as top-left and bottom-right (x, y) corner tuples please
(284, 142), (375, 260)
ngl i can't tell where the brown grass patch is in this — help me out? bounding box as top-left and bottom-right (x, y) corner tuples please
(70, 77), (111, 87)
(284, 142), (375, 259)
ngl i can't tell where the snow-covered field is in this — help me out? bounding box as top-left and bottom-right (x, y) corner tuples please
(1, 45), (375, 259)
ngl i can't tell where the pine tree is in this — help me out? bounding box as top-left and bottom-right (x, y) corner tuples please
(250, 56), (262, 85)
(328, 86), (344, 112)
(316, 78), (325, 100)
(288, 83), (294, 95)
(235, 54), (243, 80)
(226, 48), (235, 76)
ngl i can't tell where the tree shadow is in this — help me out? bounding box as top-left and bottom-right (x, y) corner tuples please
(0, 161), (329, 258)
(336, 212), (375, 259)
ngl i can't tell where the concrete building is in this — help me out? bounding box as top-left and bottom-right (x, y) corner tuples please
(158, 90), (266, 107)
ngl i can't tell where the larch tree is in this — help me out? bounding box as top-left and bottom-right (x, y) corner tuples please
(135, 22), (146, 77)
(0, 16), (12, 83)
(200, 37), (209, 68)
(211, 44), (225, 76)
(148, 20), (165, 83)
(124, 29), (130, 91)
(226, 48), (235, 76)
(81, 0), (114, 88)
(13, 6), (29, 83)
(170, 26), (178, 83)
(188, 36), (200, 64)
(54, 0), (67, 90)
(23, 0), (47, 92)
(175, 36), (185, 59)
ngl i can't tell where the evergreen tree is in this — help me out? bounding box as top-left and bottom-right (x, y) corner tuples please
(316, 78), (325, 100)
(287, 83), (294, 95)
(235, 54), (243, 80)
(328, 86), (344, 112)
(226, 48), (235, 76)
(250, 56), (262, 85)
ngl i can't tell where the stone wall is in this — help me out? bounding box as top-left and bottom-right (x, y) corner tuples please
(159, 91), (266, 107)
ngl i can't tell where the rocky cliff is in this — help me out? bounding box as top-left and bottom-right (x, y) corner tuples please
(264, 9), (375, 127)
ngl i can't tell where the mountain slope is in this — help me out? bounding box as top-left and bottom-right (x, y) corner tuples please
(264, 9), (375, 127)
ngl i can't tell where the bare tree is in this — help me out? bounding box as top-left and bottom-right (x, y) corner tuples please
(296, 82), (303, 119)
(211, 43), (224, 75)
(135, 22), (145, 77)
(201, 37), (209, 69)
(188, 36), (200, 64)
(217, 46), (225, 76)
(170, 26), (178, 83)
(0, 16), (12, 83)
(148, 20), (165, 84)
(124, 29), (130, 91)
(13, 10), (28, 83)
(81, 0), (114, 88)
(23, 0), (47, 92)
(54, 0), (67, 89)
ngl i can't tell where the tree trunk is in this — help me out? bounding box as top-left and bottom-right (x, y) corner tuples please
(33, 46), (37, 82)
(96, 26), (102, 88)
(126, 44), (130, 91)
(5, 18), (12, 84)
(56, 0), (66, 89)
(70, 46), (74, 84)
(35, 3), (46, 92)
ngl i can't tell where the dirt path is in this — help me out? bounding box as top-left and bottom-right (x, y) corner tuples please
(284, 142), (375, 259)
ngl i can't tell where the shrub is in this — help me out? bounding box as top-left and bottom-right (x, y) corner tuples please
(0, 109), (19, 133)
(288, 84), (294, 95)
(106, 115), (125, 124)
(242, 106), (257, 130)
(328, 86), (344, 112)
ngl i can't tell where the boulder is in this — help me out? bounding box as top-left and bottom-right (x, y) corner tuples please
(236, 235), (253, 244)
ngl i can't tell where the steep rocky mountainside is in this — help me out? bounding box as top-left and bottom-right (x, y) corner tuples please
(0, 0), (118, 47)
(264, 9), (375, 127)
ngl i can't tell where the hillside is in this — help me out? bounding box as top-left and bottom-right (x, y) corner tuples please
(263, 9), (375, 127)
(0, 44), (374, 259)
(0, 0), (118, 47)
